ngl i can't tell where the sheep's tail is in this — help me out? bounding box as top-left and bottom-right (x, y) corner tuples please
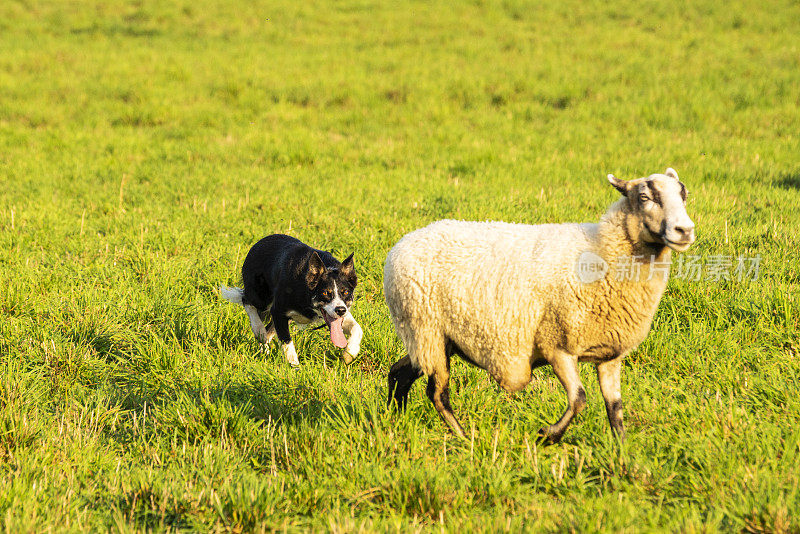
(219, 286), (245, 305)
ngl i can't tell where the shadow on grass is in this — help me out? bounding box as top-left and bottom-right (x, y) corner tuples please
(775, 173), (800, 190)
(102, 370), (376, 447)
(70, 24), (161, 38)
(61, 319), (134, 364)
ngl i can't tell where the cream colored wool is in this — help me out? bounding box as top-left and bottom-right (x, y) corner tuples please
(385, 202), (670, 387)
(384, 170), (695, 440)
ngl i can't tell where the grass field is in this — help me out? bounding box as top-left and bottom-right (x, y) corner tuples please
(1, 0), (800, 531)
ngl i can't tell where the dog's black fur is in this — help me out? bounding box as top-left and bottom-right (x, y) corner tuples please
(241, 234), (357, 346)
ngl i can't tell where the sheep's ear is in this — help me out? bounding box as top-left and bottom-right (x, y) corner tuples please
(607, 174), (630, 196)
(665, 168), (679, 180)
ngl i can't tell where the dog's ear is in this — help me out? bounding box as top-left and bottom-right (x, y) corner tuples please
(340, 253), (357, 286)
(306, 252), (327, 289)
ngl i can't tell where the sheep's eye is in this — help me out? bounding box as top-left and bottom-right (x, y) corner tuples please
(639, 193), (650, 202)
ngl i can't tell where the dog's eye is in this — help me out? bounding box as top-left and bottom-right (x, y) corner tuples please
(341, 289), (350, 298)
(321, 290), (332, 300)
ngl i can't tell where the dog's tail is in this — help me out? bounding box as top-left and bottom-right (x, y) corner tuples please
(219, 286), (245, 305)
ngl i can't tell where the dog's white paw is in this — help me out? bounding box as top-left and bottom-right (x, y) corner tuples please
(342, 346), (359, 364)
(252, 326), (266, 343)
(341, 313), (362, 365)
(283, 341), (300, 367)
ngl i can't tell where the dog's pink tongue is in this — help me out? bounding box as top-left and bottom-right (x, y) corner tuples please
(325, 314), (347, 348)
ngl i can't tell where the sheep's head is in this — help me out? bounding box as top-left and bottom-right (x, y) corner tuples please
(607, 168), (696, 252)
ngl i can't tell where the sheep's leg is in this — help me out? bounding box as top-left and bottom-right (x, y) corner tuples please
(426, 371), (466, 439)
(387, 356), (423, 410)
(539, 352), (586, 444)
(596, 358), (625, 440)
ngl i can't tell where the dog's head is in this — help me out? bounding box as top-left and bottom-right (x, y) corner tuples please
(306, 252), (357, 322)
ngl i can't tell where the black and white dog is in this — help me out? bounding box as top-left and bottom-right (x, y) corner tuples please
(220, 234), (363, 366)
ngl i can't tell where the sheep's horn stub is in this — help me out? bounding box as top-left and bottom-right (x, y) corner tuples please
(607, 174), (629, 196)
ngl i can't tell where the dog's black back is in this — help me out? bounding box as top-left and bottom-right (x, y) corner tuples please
(241, 234), (356, 342)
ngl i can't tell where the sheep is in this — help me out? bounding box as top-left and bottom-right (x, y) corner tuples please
(383, 168), (695, 443)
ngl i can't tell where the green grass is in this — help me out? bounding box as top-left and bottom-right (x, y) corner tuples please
(1, 0), (799, 531)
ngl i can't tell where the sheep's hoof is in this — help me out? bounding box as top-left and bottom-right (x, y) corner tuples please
(387, 394), (406, 411)
(536, 427), (561, 445)
(341, 351), (355, 365)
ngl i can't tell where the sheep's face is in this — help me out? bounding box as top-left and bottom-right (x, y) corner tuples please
(608, 168), (696, 252)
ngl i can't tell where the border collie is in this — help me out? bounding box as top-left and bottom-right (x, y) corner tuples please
(220, 234), (363, 366)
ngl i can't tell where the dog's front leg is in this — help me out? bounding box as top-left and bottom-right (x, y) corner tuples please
(272, 313), (299, 367)
(341, 311), (362, 364)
